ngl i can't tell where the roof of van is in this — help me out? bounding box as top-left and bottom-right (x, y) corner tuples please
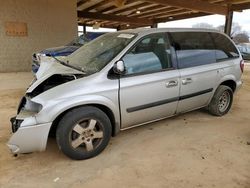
(119, 28), (223, 35)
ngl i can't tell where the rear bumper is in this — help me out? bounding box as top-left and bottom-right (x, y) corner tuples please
(235, 80), (243, 93)
(7, 121), (52, 154)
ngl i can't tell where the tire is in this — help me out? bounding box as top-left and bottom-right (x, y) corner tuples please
(56, 106), (112, 160)
(208, 85), (233, 116)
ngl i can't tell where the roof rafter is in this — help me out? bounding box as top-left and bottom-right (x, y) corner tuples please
(77, 11), (154, 25)
(111, 3), (157, 15)
(155, 12), (209, 23)
(77, 0), (250, 28)
(101, 1), (143, 13)
(138, 0), (228, 15)
(130, 7), (182, 18)
(83, 0), (114, 12)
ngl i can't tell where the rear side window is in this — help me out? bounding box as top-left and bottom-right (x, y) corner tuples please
(170, 32), (216, 69)
(211, 33), (239, 61)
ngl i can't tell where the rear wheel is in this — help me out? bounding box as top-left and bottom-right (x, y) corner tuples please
(208, 85), (233, 116)
(56, 106), (111, 160)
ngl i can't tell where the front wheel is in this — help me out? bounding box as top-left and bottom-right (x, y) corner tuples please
(56, 106), (112, 160)
(208, 85), (233, 116)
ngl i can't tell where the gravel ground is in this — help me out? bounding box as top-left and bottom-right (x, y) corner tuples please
(0, 64), (250, 188)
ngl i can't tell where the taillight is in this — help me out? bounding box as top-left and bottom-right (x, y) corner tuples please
(240, 60), (244, 73)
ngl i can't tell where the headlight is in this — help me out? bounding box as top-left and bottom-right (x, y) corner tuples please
(18, 96), (43, 114)
(33, 53), (46, 63)
(36, 53), (46, 62)
(26, 99), (43, 113)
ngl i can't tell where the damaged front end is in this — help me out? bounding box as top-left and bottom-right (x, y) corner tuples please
(27, 74), (83, 98)
(10, 96), (42, 133)
(8, 96), (49, 154)
(7, 58), (85, 155)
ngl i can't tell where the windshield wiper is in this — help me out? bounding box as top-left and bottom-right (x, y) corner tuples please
(50, 55), (85, 73)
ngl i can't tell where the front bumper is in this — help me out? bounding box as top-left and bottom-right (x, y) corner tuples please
(7, 117), (52, 154)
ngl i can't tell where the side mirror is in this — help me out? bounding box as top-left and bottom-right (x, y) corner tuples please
(113, 60), (125, 74)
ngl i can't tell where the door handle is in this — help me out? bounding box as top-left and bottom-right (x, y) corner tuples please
(182, 78), (192, 85)
(166, 80), (178, 88)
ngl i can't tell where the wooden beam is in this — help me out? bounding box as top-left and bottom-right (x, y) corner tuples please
(101, 1), (142, 13)
(111, 3), (156, 15)
(83, 0), (129, 12)
(136, 8), (183, 18)
(231, 2), (250, 11)
(147, 10), (192, 19)
(139, 0), (227, 15)
(77, 0), (88, 7)
(83, 0), (114, 12)
(155, 12), (210, 23)
(77, 11), (153, 25)
(114, 0), (127, 8)
(155, 10), (195, 19)
(227, 0), (250, 4)
(78, 0), (103, 11)
(128, 6), (175, 17)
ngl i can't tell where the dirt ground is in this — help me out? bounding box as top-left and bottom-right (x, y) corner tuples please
(0, 65), (250, 188)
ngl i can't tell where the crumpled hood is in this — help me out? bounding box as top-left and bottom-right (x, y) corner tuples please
(41, 45), (80, 57)
(27, 56), (83, 93)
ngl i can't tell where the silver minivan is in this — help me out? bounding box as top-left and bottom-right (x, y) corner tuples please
(8, 28), (243, 160)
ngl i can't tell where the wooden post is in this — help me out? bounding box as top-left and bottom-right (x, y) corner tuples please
(151, 23), (157, 28)
(83, 24), (86, 34)
(117, 25), (121, 31)
(224, 11), (233, 36)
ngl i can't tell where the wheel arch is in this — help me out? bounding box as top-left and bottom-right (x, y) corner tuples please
(49, 104), (119, 138)
(219, 80), (236, 92)
(207, 78), (237, 106)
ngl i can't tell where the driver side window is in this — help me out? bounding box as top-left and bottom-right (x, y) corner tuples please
(123, 33), (172, 75)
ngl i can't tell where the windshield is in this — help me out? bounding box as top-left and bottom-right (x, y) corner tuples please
(67, 34), (90, 46)
(67, 32), (136, 74)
